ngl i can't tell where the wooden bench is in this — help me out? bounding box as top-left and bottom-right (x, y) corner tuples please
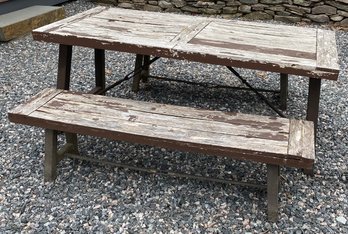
(8, 88), (315, 221)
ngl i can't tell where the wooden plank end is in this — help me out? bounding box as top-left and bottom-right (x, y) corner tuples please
(316, 29), (340, 74)
(288, 119), (315, 169)
(8, 88), (63, 121)
(288, 119), (303, 157)
(302, 120), (315, 161)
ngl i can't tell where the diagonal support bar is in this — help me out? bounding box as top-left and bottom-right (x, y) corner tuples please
(96, 56), (160, 95)
(227, 66), (286, 118)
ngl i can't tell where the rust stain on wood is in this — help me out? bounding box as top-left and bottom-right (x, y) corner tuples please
(128, 115), (137, 122)
(188, 38), (316, 60)
(207, 115), (286, 131)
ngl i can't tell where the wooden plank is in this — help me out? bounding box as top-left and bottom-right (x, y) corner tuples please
(44, 94), (290, 142)
(8, 88), (63, 116)
(56, 18), (178, 48)
(288, 119), (303, 157)
(39, 91), (287, 154)
(288, 119), (315, 168)
(31, 106), (289, 155)
(173, 41), (317, 74)
(196, 21), (317, 54)
(214, 18), (317, 39)
(32, 6), (106, 35)
(55, 91), (290, 129)
(316, 29), (340, 76)
(95, 7), (204, 27)
(302, 121), (315, 161)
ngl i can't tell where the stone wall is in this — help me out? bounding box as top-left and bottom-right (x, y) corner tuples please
(95, 0), (348, 27)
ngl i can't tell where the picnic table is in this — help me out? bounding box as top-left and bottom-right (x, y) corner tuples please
(9, 6), (340, 221)
(32, 6), (340, 129)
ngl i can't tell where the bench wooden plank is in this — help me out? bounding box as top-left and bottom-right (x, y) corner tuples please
(8, 89), (315, 169)
(288, 119), (315, 161)
(43, 99), (289, 141)
(54, 91), (290, 129)
(9, 88), (63, 116)
(288, 119), (303, 157)
(302, 120), (315, 161)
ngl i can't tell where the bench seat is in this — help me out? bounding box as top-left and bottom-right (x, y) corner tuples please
(8, 88), (315, 221)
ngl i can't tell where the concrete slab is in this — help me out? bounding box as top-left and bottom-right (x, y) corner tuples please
(0, 0), (69, 15)
(0, 5), (65, 41)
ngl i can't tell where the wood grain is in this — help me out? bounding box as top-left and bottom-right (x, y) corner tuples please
(9, 89), (315, 168)
(316, 29), (340, 73)
(32, 7), (339, 80)
(288, 119), (315, 161)
(8, 88), (63, 116)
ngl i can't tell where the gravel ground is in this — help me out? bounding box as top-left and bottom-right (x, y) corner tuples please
(1, 0), (347, 233)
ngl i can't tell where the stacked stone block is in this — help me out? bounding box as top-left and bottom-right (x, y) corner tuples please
(95, 0), (348, 26)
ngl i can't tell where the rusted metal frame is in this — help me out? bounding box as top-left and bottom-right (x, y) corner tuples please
(65, 153), (266, 189)
(227, 66), (286, 118)
(267, 164), (280, 222)
(280, 73), (288, 111)
(96, 56), (160, 95)
(148, 75), (281, 93)
(95, 49), (105, 92)
(57, 44), (72, 90)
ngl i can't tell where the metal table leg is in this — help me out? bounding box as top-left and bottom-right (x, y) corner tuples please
(57, 44), (72, 90)
(95, 49), (105, 93)
(280, 73), (288, 111)
(132, 54), (144, 92)
(142, 55), (150, 83)
(306, 78), (321, 131)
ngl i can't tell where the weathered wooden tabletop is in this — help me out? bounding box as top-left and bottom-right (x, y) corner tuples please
(32, 6), (339, 80)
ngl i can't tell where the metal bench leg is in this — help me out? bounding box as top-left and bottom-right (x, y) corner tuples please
(132, 54), (144, 92)
(65, 133), (79, 155)
(45, 129), (58, 182)
(280, 73), (288, 111)
(44, 130), (80, 182)
(95, 49), (105, 92)
(267, 164), (280, 222)
(306, 78), (321, 132)
(141, 55), (150, 83)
